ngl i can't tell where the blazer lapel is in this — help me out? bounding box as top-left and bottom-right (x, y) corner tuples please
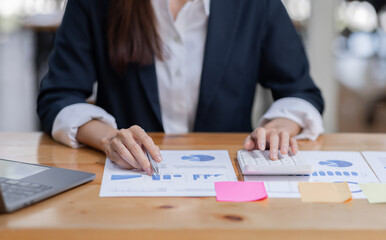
(194, 0), (243, 129)
(137, 64), (163, 127)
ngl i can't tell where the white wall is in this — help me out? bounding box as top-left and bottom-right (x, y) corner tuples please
(0, 31), (38, 131)
(307, 0), (340, 133)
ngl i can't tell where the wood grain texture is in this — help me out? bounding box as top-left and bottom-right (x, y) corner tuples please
(0, 132), (386, 240)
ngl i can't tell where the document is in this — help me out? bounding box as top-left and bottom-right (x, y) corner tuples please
(100, 150), (237, 197)
(361, 151), (386, 183)
(244, 151), (380, 199)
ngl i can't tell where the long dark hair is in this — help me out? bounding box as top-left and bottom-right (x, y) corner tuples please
(107, 0), (163, 73)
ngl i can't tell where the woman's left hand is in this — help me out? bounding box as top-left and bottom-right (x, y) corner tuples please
(244, 118), (302, 160)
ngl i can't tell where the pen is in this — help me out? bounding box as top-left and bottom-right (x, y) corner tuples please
(146, 150), (160, 175)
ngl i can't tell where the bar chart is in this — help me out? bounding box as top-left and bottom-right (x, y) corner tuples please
(312, 171), (359, 177)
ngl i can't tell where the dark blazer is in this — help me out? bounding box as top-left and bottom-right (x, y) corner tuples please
(37, 0), (324, 135)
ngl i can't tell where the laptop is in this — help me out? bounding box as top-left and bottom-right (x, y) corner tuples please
(0, 158), (95, 213)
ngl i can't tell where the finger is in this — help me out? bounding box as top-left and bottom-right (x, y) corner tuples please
(244, 135), (255, 150)
(131, 126), (162, 163)
(115, 129), (148, 170)
(114, 157), (135, 169)
(269, 130), (279, 160)
(154, 145), (161, 162)
(290, 137), (298, 154)
(155, 145), (161, 159)
(256, 128), (266, 150)
(108, 151), (135, 169)
(279, 131), (290, 155)
(111, 140), (141, 169)
(123, 137), (153, 175)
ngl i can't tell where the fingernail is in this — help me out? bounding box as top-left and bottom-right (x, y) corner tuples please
(157, 154), (162, 162)
(282, 146), (288, 153)
(259, 143), (265, 150)
(146, 167), (153, 175)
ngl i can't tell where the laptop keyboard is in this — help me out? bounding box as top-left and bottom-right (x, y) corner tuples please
(0, 177), (52, 202)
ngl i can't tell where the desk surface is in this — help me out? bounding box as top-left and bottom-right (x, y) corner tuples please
(1, 133), (386, 240)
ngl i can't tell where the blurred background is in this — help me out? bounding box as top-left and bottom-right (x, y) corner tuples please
(0, 0), (385, 134)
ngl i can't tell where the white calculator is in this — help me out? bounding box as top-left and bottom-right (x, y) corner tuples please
(237, 150), (312, 175)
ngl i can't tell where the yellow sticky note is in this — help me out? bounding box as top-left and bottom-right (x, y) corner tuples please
(298, 182), (352, 203)
(359, 183), (386, 204)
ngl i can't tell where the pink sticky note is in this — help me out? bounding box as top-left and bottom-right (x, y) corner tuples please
(215, 181), (267, 202)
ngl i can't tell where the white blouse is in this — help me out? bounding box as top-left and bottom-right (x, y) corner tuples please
(52, 0), (324, 148)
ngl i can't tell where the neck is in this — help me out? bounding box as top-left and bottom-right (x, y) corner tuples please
(169, 0), (193, 20)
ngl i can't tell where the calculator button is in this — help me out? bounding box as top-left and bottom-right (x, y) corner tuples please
(238, 150), (312, 175)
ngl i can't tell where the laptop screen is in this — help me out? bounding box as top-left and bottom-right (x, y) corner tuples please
(0, 159), (49, 180)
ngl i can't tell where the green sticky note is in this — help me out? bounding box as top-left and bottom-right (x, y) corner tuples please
(359, 183), (386, 204)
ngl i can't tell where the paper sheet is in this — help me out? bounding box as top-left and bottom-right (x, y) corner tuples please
(359, 183), (386, 204)
(361, 151), (386, 183)
(215, 181), (267, 202)
(244, 151), (380, 199)
(298, 182), (352, 203)
(100, 150), (237, 197)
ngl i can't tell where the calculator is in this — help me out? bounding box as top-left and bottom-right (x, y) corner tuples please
(237, 150), (312, 175)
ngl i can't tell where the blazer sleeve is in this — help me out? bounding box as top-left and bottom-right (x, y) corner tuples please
(37, 0), (97, 135)
(258, 0), (324, 114)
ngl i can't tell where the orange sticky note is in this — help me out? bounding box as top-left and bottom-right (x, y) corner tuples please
(298, 182), (352, 203)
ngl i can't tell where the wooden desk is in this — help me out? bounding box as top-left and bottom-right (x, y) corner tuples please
(1, 133), (386, 240)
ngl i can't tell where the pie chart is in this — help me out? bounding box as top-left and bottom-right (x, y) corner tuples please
(318, 160), (353, 168)
(181, 155), (215, 162)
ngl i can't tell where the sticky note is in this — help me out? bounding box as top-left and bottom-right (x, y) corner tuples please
(359, 183), (386, 204)
(215, 181), (267, 202)
(298, 182), (352, 203)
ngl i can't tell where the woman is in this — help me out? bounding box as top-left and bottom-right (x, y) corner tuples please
(38, 0), (324, 175)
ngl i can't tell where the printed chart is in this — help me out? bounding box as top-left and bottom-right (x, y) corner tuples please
(100, 150), (237, 197)
(245, 151), (380, 199)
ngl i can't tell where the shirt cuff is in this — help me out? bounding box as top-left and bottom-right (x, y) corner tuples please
(258, 97), (324, 141)
(52, 103), (117, 148)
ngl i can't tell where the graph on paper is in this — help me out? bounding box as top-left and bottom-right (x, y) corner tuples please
(100, 150), (237, 197)
(110, 173), (226, 182)
(245, 151), (380, 199)
(318, 160), (353, 168)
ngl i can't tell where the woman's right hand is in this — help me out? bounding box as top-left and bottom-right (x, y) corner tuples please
(102, 125), (162, 175)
